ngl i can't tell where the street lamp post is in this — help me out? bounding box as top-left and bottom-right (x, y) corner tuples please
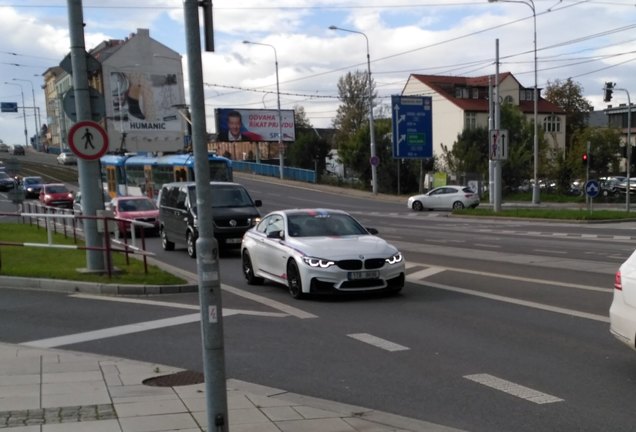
(488, 0), (539, 204)
(4, 82), (28, 148)
(13, 78), (40, 151)
(242, 40), (284, 180)
(329, 25), (378, 194)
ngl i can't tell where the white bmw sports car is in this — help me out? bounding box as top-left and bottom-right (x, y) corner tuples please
(241, 209), (405, 299)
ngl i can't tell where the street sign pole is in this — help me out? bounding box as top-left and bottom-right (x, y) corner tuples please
(66, 0), (106, 272)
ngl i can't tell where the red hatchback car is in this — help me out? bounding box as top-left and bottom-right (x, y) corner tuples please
(39, 183), (74, 208)
(109, 196), (159, 237)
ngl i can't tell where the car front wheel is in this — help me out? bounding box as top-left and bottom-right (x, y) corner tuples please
(287, 261), (305, 299)
(186, 231), (197, 258)
(412, 201), (424, 211)
(242, 251), (263, 285)
(160, 227), (174, 251)
(452, 201), (465, 210)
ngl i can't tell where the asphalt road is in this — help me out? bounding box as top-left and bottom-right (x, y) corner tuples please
(2, 159), (636, 431)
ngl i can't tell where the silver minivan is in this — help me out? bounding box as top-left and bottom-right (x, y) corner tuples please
(158, 181), (262, 258)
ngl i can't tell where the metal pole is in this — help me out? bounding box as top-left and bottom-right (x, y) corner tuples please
(242, 41), (284, 179)
(329, 26), (378, 194)
(183, 1), (228, 431)
(13, 79), (40, 151)
(66, 0), (105, 271)
(494, 39), (502, 213)
(488, 0), (539, 204)
(5, 82), (28, 148)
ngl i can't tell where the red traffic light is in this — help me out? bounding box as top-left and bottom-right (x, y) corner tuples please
(582, 153), (588, 162)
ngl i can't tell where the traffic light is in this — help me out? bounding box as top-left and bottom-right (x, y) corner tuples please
(582, 152), (588, 165)
(604, 82), (614, 102)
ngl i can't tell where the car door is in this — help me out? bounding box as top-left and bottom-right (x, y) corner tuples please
(252, 214), (286, 279)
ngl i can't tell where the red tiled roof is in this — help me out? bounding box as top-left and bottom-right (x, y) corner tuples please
(408, 73), (564, 115)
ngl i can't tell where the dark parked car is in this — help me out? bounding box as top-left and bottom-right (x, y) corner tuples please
(0, 172), (16, 191)
(22, 176), (44, 198)
(10, 145), (25, 155)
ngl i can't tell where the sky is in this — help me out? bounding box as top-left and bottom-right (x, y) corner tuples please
(0, 0), (635, 147)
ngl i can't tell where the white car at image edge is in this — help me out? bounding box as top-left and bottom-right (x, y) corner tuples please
(241, 208), (405, 299)
(610, 250), (636, 351)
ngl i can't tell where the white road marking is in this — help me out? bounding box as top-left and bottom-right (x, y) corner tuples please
(410, 278), (609, 322)
(405, 261), (608, 293)
(464, 374), (564, 404)
(348, 333), (410, 352)
(473, 243), (501, 248)
(408, 267), (446, 280)
(70, 293), (288, 317)
(221, 283), (317, 319)
(21, 313), (202, 348)
(533, 249), (568, 254)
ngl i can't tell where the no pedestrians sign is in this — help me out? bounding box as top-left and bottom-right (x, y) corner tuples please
(68, 121), (109, 160)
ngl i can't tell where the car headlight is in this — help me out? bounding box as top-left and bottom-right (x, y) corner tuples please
(302, 256), (335, 268)
(386, 252), (403, 265)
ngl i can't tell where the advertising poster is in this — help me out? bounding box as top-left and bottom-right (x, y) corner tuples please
(215, 108), (295, 142)
(110, 72), (181, 133)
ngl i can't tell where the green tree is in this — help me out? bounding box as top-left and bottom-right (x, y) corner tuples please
(332, 70), (376, 153)
(286, 105), (330, 177)
(569, 127), (622, 180)
(544, 78), (593, 151)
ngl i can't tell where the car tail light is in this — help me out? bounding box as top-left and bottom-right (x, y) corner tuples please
(614, 271), (622, 290)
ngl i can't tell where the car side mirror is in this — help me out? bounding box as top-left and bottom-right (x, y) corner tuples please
(366, 227), (379, 235)
(254, 199), (262, 207)
(267, 230), (283, 239)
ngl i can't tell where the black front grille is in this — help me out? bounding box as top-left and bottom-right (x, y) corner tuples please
(337, 260), (362, 270)
(365, 258), (385, 269)
(340, 279), (385, 289)
(215, 218), (250, 228)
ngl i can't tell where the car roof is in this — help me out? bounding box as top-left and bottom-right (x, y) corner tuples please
(277, 208), (349, 216)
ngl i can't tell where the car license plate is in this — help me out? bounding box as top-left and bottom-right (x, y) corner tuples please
(226, 238), (242, 244)
(348, 270), (380, 280)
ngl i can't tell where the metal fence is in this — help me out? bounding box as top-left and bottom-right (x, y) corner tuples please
(232, 161), (316, 183)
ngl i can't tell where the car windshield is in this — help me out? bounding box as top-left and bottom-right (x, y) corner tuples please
(0, 173), (11, 180)
(47, 185), (68, 194)
(118, 199), (156, 212)
(211, 186), (253, 208)
(24, 177), (42, 185)
(287, 213), (368, 237)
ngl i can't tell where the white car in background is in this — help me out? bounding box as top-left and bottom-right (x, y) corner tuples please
(57, 151), (77, 165)
(241, 208), (405, 299)
(610, 250), (636, 351)
(407, 185), (480, 211)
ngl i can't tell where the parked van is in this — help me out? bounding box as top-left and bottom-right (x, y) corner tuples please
(157, 181), (262, 258)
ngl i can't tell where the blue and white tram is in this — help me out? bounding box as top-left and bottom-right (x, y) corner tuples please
(100, 152), (233, 199)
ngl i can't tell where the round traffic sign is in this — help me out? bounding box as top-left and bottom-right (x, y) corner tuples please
(68, 120), (109, 160)
(370, 155), (380, 167)
(585, 179), (600, 198)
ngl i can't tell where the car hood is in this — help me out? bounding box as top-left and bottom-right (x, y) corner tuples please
(288, 235), (398, 259)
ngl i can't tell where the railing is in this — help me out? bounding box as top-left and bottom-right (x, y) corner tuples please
(1, 202), (155, 277)
(232, 160), (316, 183)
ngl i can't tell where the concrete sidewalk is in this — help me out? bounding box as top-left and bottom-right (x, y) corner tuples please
(0, 342), (464, 432)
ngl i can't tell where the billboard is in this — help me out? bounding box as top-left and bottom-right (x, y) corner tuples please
(215, 108), (295, 142)
(109, 71), (182, 133)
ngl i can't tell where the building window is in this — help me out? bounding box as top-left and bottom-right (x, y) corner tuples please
(543, 115), (561, 133)
(465, 112), (477, 129)
(455, 87), (469, 99)
(504, 95), (514, 104)
(472, 88), (479, 99)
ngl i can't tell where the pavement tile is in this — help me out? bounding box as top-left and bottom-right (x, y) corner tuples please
(43, 359), (102, 374)
(0, 357), (41, 375)
(108, 384), (176, 401)
(118, 412), (199, 432)
(276, 418), (358, 432)
(180, 396), (207, 412)
(42, 419), (122, 432)
(42, 371), (104, 383)
(41, 380), (107, 395)
(172, 384), (205, 399)
(294, 405), (343, 419)
(0, 395), (40, 411)
(228, 407), (272, 425)
(0, 384), (39, 398)
(344, 417), (410, 431)
(261, 406), (304, 421)
(246, 393), (296, 408)
(0, 426), (40, 432)
(225, 393), (254, 410)
(229, 423), (281, 432)
(0, 374), (40, 386)
(42, 390), (111, 408)
(114, 399), (189, 418)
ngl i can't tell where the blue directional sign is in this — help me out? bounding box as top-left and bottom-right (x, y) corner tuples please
(585, 179), (600, 198)
(391, 95), (433, 159)
(1, 102), (18, 113)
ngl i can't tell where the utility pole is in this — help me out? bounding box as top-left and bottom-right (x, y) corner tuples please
(183, 1), (229, 431)
(66, 0), (105, 271)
